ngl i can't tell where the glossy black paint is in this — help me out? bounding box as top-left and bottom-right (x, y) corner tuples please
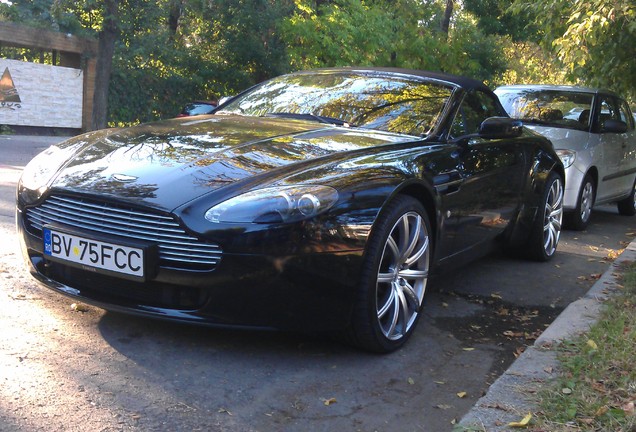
(16, 68), (563, 332)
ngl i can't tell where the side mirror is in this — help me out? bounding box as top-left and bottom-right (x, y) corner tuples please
(479, 117), (523, 139)
(602, 119), (628, 134)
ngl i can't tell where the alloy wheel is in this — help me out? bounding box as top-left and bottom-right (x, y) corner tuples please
(544, 177), (564, 257)
(579, 181), (594, 224)
(375, 211), (430, 341)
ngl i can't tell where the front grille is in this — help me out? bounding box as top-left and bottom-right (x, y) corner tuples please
(25, 195), (222, 271)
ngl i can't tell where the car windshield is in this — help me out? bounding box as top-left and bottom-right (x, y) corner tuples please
(217, 71), (454, 137)
(497, 89), (594, 131)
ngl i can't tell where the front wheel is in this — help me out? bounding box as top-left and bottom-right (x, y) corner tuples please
(617, 178), (636, 216)
(527, 172), (563, 262)
(348, 196), (431, 353)
(565, 174), (594, 230)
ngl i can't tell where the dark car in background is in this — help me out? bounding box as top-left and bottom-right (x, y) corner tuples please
(177, 100), (218, 117)
(17, 68), (564, 352)
(495, 85), (636, 229)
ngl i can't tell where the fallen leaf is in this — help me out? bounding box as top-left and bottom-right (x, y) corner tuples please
(513, 346), (525, 358)
(218, 408), (233, 416)
(456, 391), (467, 398)
(442, 302), (449, 308)
(595, 405), (609, 417)
(508, 412), (532, 427)
(622, 401), (635, 416)
(408, 377), (415, 385)
(544, 366), (553, 374)
(71, 303), (89, 312)
(323, 398), (337, 406)
(586, 339), (598, 350)
(496, 308), (510, 316)
(436, 404), (452, 410)
(503, 330), (524, 338)
(562, 387), (573, 395)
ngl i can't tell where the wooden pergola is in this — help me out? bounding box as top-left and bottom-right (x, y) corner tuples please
(0, 21), (98, 131)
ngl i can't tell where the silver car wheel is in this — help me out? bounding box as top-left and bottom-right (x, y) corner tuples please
(375, 211), (430, 341)
(544, 176), (564, 257)
(579, 181), (594, 224)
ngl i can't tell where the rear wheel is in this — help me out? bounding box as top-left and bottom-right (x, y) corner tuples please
(528, 172), (563, 261)
(617, 178), (636, 216)
(348, 196), (431, 353)
(566, 174), (594, 230)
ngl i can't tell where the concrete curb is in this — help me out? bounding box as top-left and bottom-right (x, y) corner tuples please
(456, 239), (636, 431)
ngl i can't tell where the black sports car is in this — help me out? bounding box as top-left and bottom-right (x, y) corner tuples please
(16, 68), (564, 352)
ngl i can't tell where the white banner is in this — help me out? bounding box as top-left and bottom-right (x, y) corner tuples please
(0, 58), (83, 129)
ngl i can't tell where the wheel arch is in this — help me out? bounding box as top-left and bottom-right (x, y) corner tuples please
(392, 182), (438, 249)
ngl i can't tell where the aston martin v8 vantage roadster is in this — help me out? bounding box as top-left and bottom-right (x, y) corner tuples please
(17, 68), (564, 352)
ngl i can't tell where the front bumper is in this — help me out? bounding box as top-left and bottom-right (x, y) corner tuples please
(562, 164), (586, 211)
(16, 207), (365, 332)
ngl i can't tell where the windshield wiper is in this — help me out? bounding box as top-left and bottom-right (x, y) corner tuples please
(263, 112), (348, 126)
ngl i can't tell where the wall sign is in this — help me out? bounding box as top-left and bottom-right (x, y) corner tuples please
(0, 58), (83, 129)
(1, 67), (22, 110)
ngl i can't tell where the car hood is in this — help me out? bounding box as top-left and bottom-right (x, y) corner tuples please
(524, 124), (589, 151)
(50, 115), (415, 210)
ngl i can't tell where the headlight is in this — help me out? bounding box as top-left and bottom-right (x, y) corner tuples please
(556, 149), (576, 169)
(205, 185), (339, 224)
(18, 145), (74, 203)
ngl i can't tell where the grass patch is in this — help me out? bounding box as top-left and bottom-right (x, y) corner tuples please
(535, 262), (636, 431)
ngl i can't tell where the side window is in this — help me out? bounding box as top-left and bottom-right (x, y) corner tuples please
(597, 96), (621, 130)
(618, 99), (635, 130)
(450, 90), (501, 138)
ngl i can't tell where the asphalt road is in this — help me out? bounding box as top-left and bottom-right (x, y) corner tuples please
(1, 135), (634, 431)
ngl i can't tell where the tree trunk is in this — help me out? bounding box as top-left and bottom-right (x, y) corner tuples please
(440, 0), (453, 36)
(91, 0), (119, 130)
(168, 0), (183, 41)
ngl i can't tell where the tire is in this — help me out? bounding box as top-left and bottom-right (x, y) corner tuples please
(527, 172), (563, 261)
(348, 196), (431, 353)
(565, 174), (594, 230)
(617, 178), (636, 216)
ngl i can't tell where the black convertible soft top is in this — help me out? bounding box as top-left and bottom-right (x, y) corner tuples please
(294, 67), (492, 93)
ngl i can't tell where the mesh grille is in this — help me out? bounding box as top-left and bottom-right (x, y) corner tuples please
(25, 195), (221, 271)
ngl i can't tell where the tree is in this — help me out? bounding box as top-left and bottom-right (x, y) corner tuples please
(514, 0), (636, 102)
(91, 0), (120, 130)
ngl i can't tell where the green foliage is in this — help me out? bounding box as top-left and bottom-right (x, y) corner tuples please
(3, 0), (632, 124)
(281, 0), (507, 83)
(281, 0), (395, 68)
(513, 0), (636, 102)
(493, 38), (568, 86)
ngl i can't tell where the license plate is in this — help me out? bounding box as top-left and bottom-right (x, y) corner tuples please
(43, 227), (148, 279)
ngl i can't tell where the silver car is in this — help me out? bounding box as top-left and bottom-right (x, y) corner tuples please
(495, 85), (636, 229)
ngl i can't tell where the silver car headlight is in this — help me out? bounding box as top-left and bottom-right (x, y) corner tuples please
(556, 149), (576, 169)
(205, 185), (339, 224)
(18, 145), (74, 203)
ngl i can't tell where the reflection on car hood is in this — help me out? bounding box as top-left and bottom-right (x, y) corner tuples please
(524, 124), (589, 151)
(51, 115), (414, 210)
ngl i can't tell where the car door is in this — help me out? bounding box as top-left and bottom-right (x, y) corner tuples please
(615, 98), (636, 194)
(442, 89), (526, 255)
(593, 95), (634, 201)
